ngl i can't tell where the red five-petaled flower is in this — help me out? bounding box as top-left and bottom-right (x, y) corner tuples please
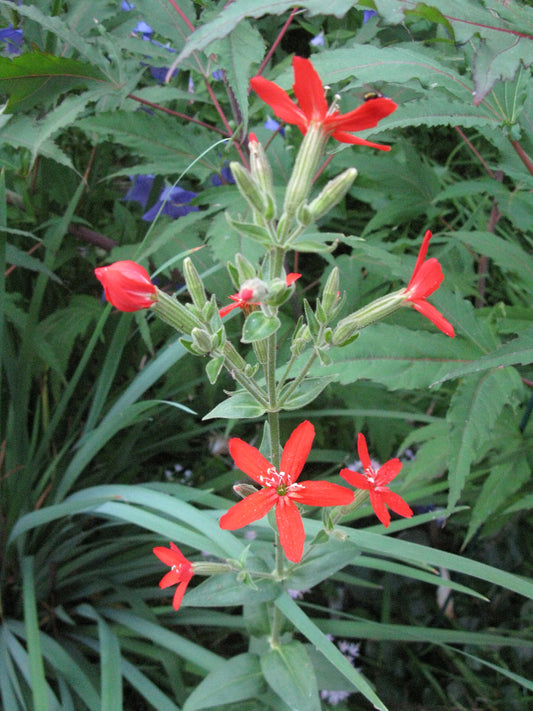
(403, 231), (455, 337)
(94, 260), (157, 312)
(339, 433), (413, 528)
(250, 56), (398, 150)
(219, 273), (301, 318)
(153, 542), (195, 611)
(220, 421), (354, 563)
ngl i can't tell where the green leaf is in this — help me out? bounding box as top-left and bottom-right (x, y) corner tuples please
(0, 52), (107, 112)
(242, 311), (281, 343)
(446, 367), (523, 510)
(22, 557), (52, 711)
(464, 453), (531, 546)
(183, 653), (265, 711)
(5, 243), (61, 281)
(287, 538), (363, 591)
(210, 21), (265, 130)
(206, 355), (225, 385)
(0, 114), (75, 169)
(175, 0), (356, 63)
(181, 574), (281, 608)
(203, 391), (266, 420)
(226, 214), (273, 246)
(279, 376), (336, 410)
(275, 594), (388, 711)
(261, 641), (322, 711)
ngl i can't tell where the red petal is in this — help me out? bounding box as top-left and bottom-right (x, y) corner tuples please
(292, 56), (327, 122)
(339, 468), (372, 491)
(94, 260), (156, 312)
(375, 458), (402, 486)
(380, 490), (414, 519)
(172, 580), (190, 611)
(356, 433), (372, 473)
(285, 272), (302, 286)
(369, 490), (391, 527)
(408, 230), (432, 287)
(250, 76), (307, 129)
(409, 299), (455, 337)
(158, 570), (181, 589)
(153, 543), (187, 567)
(276, 496), (305, 563)
(280, 421), (314, 484)
(229, 438), (274, 485)
(330, 130), (391, 150)
(219, 488), (277, 529)
(407, 258), (443, 299)
(327, 98), (398, 132)
(294, 480), (354, 506)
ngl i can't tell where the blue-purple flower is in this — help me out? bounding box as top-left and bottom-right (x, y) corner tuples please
(363, 10), (378, 23)
(211, 163), (235, 187)
(123, 174), (155, 209)
(0, 24), (23, 55)
(310, 31), (324, 47)
(142, 185), (199, 221)
(133, 21), (153, 40)
(264, 116), (285, 137)
(121, 1), (134, 10)
(212, 69), (224, 81)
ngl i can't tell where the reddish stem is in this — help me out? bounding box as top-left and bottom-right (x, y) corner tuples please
(454, 126), (495, 178)
(128, 93), (227, 135)
(255, 8), (299, 79)
(167, 0), (195, 32)
(510, 140), (533, 178)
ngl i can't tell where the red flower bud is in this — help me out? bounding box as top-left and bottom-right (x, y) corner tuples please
(94, 260), (157, 312)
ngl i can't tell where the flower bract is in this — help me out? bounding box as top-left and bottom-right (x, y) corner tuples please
(403, 231), (455, 337)
(250, 56), (397, 150)
(94, 260), (157, 312)
(339, 433), (413, 527)
(219, 421), (354, 563)
(153, 542), (194, 611)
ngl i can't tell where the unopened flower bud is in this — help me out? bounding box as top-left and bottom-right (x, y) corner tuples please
(230, 161), (268, 215)
(151, 288), (203, 334)
(307, 168), (357, 221)
(235, 253), (257, 283)
(183, 257), (208, 310)
(296, 202), (313, 227)
(249, 133), (275, 198)
(191, 327), (214, 354)
(322, 267), (340, 315)
(239, 278), (269, 303)
(233, 482), (259, 499)
(332, 290), (405, 346)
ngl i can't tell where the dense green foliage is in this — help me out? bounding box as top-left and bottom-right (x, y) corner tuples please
(1, 0), (532, 709)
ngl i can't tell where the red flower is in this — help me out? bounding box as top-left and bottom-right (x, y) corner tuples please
(403, 231), (455, 337)
(339, 434), (413, 528)
(219, 421), (354, 563)
(153, 542), (194, 611)
(250, 56), (397, 150)
(219, 273), (301, 318)
(94, 260), (157, 312)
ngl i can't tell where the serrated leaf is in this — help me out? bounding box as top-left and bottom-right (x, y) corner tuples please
(261, 641), (321, 711)
(242, 311), (280, 343)
(203, 391), (266, 420)
(279, 376), (336, 410)
(0, 52), (107, 112)
(183, 653), (264, 711)
(435, 327), (533, 384)
(464, 454), (531, 547)
(129, 0), (195, 54)
(446, 367), (523, 510)
(175, 0), (356, 64)
(209, 20), (265, 130)
(0, 114), (74, 169)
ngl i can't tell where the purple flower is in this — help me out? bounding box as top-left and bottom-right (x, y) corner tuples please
(212, 69), (224, 81)
(363, 10), (378, 23)
(133, 21), (153, 39)
(264, 116), (285, 137)
(142, 185), (198, 221)
(123, 174), (155, 209)
(0, 24), (23, 55)
(211, 164), (235, 186)
(121, 1), (134, 9)
(310, 31), (324, 47)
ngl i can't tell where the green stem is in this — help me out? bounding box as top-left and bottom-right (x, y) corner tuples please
(278, 347), (319, 407)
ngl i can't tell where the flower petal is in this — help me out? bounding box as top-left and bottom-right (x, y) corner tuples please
(356, 433), (373, 473)
(285, 272), (302, 286)
(379, 490), (414, 519)
(293, 480), (354, 506)
(339, 468), (372, 491)
(375, 458), (403, 486)
(229, 437), (274, 485)
(250, 76), (307, 129)
(328, 97), (398, 132)
(368, 490), (391, 527)
(329, 130), (391, 150)
(407, 258), (444, 299)
(158, 570), (182, 589)
(408, 230), (432, 287)
(219, 488), (277, 529)
(153, 542), (186, 567)
(172, 580), (189, 611)
(95, 260), (156, 311)
(292, 56), (327, 122)
(409, 299), (455, 337)
(275, 496), (305, 563)
(280, 420), (315, 484)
